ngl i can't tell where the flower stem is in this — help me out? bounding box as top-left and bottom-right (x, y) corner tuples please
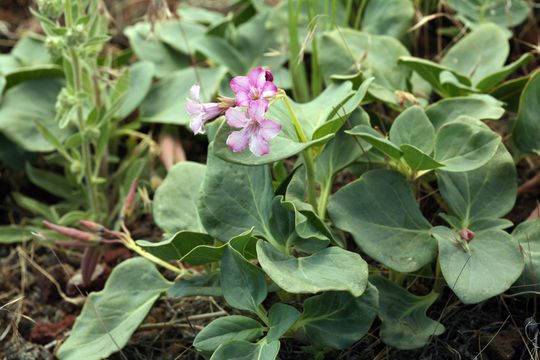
(123, 236), (188, 276)
(282, 95), (318, 210)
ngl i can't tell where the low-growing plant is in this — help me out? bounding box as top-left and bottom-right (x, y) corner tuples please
(0, 0), (538, 359)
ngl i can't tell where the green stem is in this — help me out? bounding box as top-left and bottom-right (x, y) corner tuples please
(282, 95), (318, 210)
(124, 238), (188, 276)
(330, 0), (337, 28)
(344, 0), (353, 26)
(317, 177), (332, 219)
(288, 0), (310, 102)
(432, 257), (445, 297)
(306, 0), (322, 97)
(353, 0), (368, 29)
(255, 304), (269, 326)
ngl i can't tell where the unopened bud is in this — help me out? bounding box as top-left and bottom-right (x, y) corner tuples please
(79, 220), (105, 232)
(38, 0), (64, 19)
(458, 228), (474, 243)
(42, 220), (99, 242)
(45, 36), (64, 59)
(265, 70), (273, 82)
(55, 87), (77, 113)
(66, 24), (87, 47)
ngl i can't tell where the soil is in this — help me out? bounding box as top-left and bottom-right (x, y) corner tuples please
(1, 1), (540, 360)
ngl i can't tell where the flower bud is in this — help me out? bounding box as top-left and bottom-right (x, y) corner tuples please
(45, 36), (64, 59)
(38, 0), (64, 19)
(66, 24), (87, 47)
(55, 87), (77, 113)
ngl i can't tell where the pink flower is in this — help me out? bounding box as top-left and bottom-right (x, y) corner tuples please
(186, 84), (223, 135)
(225, 100), (281, 156)
(230, 67), (277, 109)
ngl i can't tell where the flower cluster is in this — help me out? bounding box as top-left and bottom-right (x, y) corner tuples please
(186, 67), (281, 156)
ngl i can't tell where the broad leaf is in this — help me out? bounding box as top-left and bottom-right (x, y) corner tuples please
(328, 169), (435, 272)
(475, 53), (533, 92)
(56, 258), (172, 360)
(297, 285), (379, 350)
(446, 0), (531, 30)
(221, 245), (267, 313)
(211, 339), (280, 360)
(116, 61), (154, 119)
(512, 70), (540, 154)
(198, 147), (275, 243)
(124, 22), (189, 78)
(370, 275), (444, 350)
(425, 94), (505, 129)
(257, 240), (368, 297)
(362, 0), (414, 40)
(154, 20), (207, 54)
(390, 106), (435, 154)
(400, 144), (444, 171)
(436, 145), (517, 227)
(433, 117), (500, 172)
(168, 272), (222, 298)
(153, 161), (206, 233)
(0, 76), (71, 152)
(397, 57), (473, 97)
(194, 315), (264, 352)
(346, 125), (402, 161)
(512, 219), (540, 294)
(266, 303), (301, 342)
(441, 23), (508, 85)
(319, 29), (411, 105)
(489, 76), (529, 113)
(140, 66), (228, 125)
(136, 231), (214, 261)
(433, 226), (523, 304)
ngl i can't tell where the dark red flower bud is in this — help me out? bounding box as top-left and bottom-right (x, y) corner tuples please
(458, 228), (475, 243)
(265, 70), (273, 82)
(43, 220), (99, 242)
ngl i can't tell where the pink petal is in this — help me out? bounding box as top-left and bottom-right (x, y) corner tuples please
(258, 118), (281, 139)
(226, 129), (250, 152)
(190, 84), (200, 101)
(230, 76), (250, 95)
(247, 99), (267, 122)
(261, 81), (277, 98)
(248, 67), (266, 89)
(186, 99), (202, 115)
(248, 133), (270, 156)
(235, 91), (251, 107)
(190, 114), (205, 135)
(201, 102), (223, 121)
(226, 108), (249, 128)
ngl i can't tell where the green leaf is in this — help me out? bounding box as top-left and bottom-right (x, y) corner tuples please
(25, 163), (77, 200)
(362, 0), (414, 40)
(489, 76), (529, 113)
(256, 240), (368, 297)
(475, 53), (533, 92)
(328, 169), (435, 272)
(441, 23), (508, 85)
(11, 35), (50, 67)
(433, 117), (500, 172)
(0, 225), (39, 244)
(198, 147), (275, 243)
(194, 315), (264, 353)
(168, 271), (222, 298)
(153, 161), (206, 233)
(432, 226), (523, 304)
(195, 36), (247, 76)
(425, 94), (505, 129)
(0, 77), (72, 152)
(221, 245), (267, 313)
(397, 56), (473, 97)
(140, 66), (228, 125)
(124, 22), (190, 78)
(512, 70), (540, 154)
(136, 231), (214, 261)
(297, 284), (379, 350)
(370, 275), (444, 350)
(4, 65), (64, 91)
(400, 144), (444, 171)
(390, 106), (435, 154)
(117, 61), (154, 119)
(213, 120), (334, 165)
(266, 303), (300, 342)
(315, 109), (371, 192)
(56, 258), (172, 360)
(346, 125), (402, 161)
(319, 29), (411, 105)
(211, 339), (280, 360)
(446, 0), (531, 29)
(512, 219), (540, 294)
(177, 4), (225, 24)
(436, 145), (516, 227)
(12, 193), (58, 221)
(154, 20), (207, 54)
